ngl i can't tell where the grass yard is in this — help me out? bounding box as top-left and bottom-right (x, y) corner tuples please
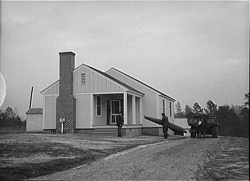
(0, 133), (166, 181)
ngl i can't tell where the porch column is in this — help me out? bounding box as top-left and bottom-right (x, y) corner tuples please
(139, 97), (143, 125)
(90, 94), (94, 128)
(123, 92), (128, 125)
(132, 95), (136, 124)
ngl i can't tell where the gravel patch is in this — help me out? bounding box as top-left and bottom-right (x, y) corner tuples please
(196, 137), (249, 180)
(31, 138), (218, 180)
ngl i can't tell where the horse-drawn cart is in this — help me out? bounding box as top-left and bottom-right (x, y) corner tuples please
(188, 114), (218, 138)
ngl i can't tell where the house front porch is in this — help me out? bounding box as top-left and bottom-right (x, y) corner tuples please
(91, 92), (143, 127)
(76, 125), (143, 137)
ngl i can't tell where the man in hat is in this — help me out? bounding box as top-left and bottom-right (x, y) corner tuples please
(116, 112), (124, 137)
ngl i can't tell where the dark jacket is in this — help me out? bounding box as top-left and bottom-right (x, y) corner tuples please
(116, 114), (124, 127)
(162, 115), (169, 127)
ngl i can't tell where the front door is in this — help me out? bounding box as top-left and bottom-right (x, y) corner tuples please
(111, 100), (121, 124)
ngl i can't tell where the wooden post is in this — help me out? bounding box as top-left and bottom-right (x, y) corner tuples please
(29, 86), (34, 109)
(123, 93), (127, 125)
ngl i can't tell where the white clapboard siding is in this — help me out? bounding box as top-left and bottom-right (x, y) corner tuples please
(73, 65), (124, 93)
(44, 95), (57, 129)
(75, 94), (91, 128)
(42, 81), (59, 95)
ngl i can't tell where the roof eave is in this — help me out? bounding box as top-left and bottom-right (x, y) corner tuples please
(40, 80), (59, 94)
(159, 94), (176, 101)
(107, 67), (176, 101)
(127, 90), (145, 97)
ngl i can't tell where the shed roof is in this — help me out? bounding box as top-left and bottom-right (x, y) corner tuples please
(26, 108), (43, 114)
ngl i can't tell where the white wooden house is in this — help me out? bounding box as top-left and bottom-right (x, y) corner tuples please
(41, 52), (175, 136)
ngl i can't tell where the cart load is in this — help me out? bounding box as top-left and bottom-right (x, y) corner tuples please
(187, 114), (218, 138)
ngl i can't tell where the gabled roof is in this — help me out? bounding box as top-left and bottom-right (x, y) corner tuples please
(40, 80), (59, 94)
(26, 108), (43, 114)
(106, 68), (175, 101)
(41, 63), (144, 96)
(77, 64), (144, 95)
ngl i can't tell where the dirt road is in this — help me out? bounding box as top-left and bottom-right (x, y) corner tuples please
(30, 136), (249, 181)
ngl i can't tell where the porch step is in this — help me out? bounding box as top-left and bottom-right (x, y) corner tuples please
(92, 128), (118, 136)
(92, 132), (117, 136)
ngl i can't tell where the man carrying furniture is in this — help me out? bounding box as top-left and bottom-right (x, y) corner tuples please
(162, 113), (169, 139)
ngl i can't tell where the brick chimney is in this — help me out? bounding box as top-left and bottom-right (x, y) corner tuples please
(56, 52), (76, 133)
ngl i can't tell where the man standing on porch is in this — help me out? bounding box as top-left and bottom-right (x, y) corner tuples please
(116, 112), (124, 137)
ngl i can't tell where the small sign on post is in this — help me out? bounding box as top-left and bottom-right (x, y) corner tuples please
(60, 118), (65, 134)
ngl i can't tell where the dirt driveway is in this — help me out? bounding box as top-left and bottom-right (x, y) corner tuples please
(0, 133), (176, 180)
(30, 136), (248, 181)
(0, 134), (248, 180)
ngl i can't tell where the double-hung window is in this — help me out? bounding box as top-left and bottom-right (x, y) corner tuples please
(170, 102), (172, 117)
(163, 99), (165, 114)
(96, 96), (102, 116)
(81, 73), (86, 85)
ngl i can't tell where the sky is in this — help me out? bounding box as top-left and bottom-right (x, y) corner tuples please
(0, 1), (249, 119)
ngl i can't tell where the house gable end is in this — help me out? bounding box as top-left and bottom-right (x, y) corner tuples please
(41, 64), (144, 96)
(106, 68), (175, 101)
(73, 64), (127, 93)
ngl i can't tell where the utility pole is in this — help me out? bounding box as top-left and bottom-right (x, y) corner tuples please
(29, 86), (34, 109)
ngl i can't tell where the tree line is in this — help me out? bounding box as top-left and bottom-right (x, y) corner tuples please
(174, 93), (249, 138)
(0, 107), (26, 128)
